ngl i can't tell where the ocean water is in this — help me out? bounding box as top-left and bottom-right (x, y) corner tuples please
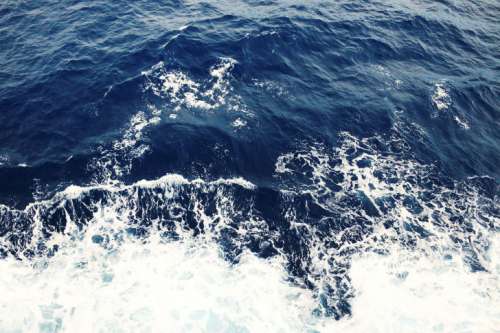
(0, 0), (499, 332)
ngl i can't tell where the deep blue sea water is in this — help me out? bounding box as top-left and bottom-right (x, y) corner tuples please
(0, 1), (499, 331)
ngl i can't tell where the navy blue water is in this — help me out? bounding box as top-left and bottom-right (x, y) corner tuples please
(0, 0), (499, 324)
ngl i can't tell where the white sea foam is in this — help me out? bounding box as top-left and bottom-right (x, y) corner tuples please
(88, 58), (247, 181)
(275, 144), (333, 192)
(89, 58), (255, 182)
(144, 58), (238, 111)
(231, 117), (247, 129)
(57, 173), (256, 201)
(333, 235), (500, 333)
(0, 238), (319, 332)
(432, 83), (451, 111)
(454, 116), (470, 130)
(1, 174), (319, 332)
(1, 129), (498, 332)
(430, 83), (472, 129)
(0, 223), (497, 333)
(273, 131), (498, 319)
(88, 109), (156, 181)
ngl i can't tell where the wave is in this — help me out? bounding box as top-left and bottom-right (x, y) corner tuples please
(0, 127), (497, 328)
(1, 2), (499, 330)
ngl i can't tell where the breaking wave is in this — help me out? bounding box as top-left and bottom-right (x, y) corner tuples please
(1, 1), (499, 331)
(0, 126), (497, 331)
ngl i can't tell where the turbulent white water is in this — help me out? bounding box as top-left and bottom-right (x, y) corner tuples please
(1, 226), (498, 333)
(336, 236), (500, 333)
(0, 239), (317, 332)
(0, 117), (498, 332)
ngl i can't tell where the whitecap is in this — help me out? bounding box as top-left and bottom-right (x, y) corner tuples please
(454, 116), (470, 129)
(432, 83), (451, 111)
(231, 117), (247, 129)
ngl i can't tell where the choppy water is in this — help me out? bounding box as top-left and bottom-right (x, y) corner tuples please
(0, 1), (499, 332)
